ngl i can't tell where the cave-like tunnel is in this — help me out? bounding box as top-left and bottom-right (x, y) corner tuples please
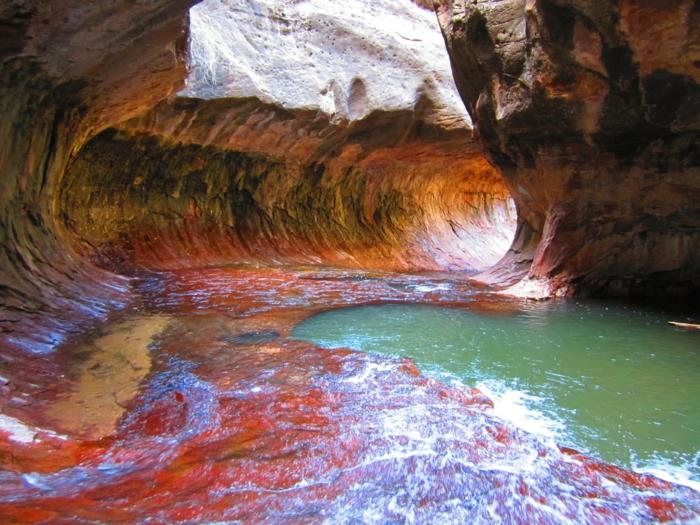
(59, 0), (517, 277)
(1, 0), (699, 522)
(61, 126), (516, 274)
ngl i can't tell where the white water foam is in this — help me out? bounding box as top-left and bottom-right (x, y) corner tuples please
(636, 459), (700, 493)
(0, 414), (67, 443)
(474, 379), (565, 443)
(475, 381), (700, 493)
(414, 283), (452, 293)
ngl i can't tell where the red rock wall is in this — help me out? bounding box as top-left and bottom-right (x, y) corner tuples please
(0, 0), (517, 355)
(0, 1), (197, 352)
(435, 0), (700, 297)
(3, 0), (698, 364)
(61, 103), (516, 273)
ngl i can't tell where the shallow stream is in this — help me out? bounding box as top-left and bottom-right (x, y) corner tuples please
(1, 266), (698, 523)
(293, 301), (700, 488)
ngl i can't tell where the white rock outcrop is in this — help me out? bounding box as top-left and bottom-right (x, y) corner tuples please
(182, 0), (472, 127)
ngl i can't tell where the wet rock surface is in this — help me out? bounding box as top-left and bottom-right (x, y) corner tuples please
(0, 0), (516, 357)
(1, 267), (699, 523)
(0, 0), (196, 352)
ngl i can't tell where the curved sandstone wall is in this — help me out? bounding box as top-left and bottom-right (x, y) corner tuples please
(0, 1), (196, 353)
(59, 0), (516, 274)
(435, 0), (700, 297)
(2, 0), (698, 361)
(61, 119), (514, 273)
(0, 0), (517, 355)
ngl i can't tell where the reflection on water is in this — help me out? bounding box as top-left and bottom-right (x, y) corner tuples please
(293, 302), (700, 488)
(46, 315), (171, 439)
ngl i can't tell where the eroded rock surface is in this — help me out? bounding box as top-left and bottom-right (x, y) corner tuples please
(60, 0), (516, 274)
(0, 1), (196, 353)
(46, 315), (171, 440)
(64, 114), (514, 273)
(2, 267), (699, 523)
(184, 0), (470, 127)
(436, 0), (700, 296)
(1, 1), (700, 521)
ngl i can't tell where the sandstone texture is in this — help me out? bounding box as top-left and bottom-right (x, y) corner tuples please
(436, 0), (700, 296)
(62, 126), (514, 273)
(183, 0), (470, 127)
(2, 266), (699, 523)
(1, 2), (700, 520)
(62, 0), (516, 275)
(2, 0), (699, 361)
(1, 0), (517, 355)
(0, 1), (196, 352)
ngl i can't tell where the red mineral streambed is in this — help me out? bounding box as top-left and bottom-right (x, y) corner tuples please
(0, 266), (698, 523)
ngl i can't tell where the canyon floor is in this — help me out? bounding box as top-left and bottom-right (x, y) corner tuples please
(1, 266), (698, 524)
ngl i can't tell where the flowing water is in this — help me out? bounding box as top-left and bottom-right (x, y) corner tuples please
(293, 302), (700, 489)
(1, 266), (699, 523)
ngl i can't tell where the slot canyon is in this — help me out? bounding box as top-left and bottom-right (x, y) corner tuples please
(0, 0), (699, 523)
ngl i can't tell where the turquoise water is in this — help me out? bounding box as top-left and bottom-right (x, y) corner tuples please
(292, 302), (700, 487)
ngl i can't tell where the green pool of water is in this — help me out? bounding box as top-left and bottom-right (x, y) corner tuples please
(292, 302), (700, 486)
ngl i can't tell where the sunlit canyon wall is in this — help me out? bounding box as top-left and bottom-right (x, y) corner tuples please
(60, 0), (516, 275)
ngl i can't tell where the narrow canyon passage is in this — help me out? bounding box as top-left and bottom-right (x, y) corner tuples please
(54, 0), (517, 277)
(1, 0), (699, 523)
